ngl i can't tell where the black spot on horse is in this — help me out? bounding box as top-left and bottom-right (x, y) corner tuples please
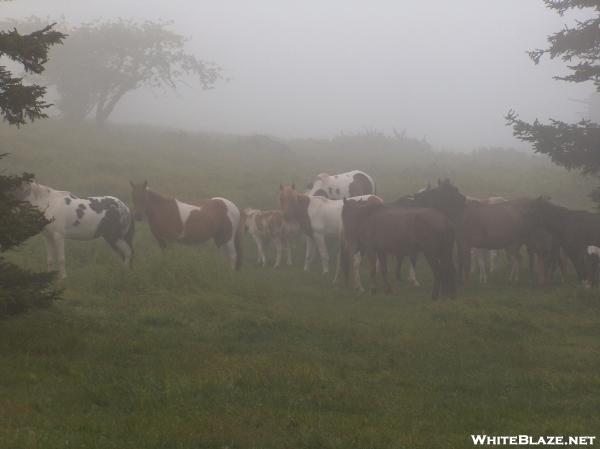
(76, 208), (85, 219)
(94, 204), (122, 242)
(313, 189), (329, 198)
(73, 220), (80, 227)
(64, 197), (71, 205)
(328, 187), (333, 194)
(336, 188), (340, 195)
(89, 197), (118, 214)
(78, 203), (86, 210)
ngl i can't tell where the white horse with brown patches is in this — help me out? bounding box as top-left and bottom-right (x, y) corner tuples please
(13, 181), (134, 279)
(305, 170), (376, 199)
(243, 208), (295, 268)
(130, 181), (242, 270)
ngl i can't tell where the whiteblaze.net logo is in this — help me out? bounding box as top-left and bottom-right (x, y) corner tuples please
(471, 435), (596, 446)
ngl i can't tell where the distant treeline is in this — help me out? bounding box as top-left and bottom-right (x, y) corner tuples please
(0, 120), (594, 211)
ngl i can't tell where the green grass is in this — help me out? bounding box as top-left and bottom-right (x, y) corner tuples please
(1, 121), (600, 448)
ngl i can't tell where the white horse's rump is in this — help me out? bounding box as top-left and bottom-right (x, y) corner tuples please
(16, 182), (134, 278)
(306, 170), (375, 199)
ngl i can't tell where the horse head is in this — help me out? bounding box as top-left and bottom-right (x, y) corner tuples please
(413, 179), (466, 218)
(129, 180), (148, 221)
(279, 183), (299, 221)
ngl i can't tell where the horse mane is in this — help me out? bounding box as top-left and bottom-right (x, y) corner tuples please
(146, 188), (174, 203)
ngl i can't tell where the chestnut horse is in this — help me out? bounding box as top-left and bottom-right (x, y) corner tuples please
(341, 198), (456, 300)
(130, 181), (243, 270)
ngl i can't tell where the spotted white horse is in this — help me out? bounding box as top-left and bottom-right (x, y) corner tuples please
(14, 182), (134, 279)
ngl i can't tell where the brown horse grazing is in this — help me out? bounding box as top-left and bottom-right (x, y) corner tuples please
(130, 181), (243, 270)
(527, 197), (600, 284)
(341, 198), (456, 300)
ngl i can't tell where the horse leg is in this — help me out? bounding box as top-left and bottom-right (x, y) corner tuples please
(273, 237), (283, 268)
(222, 238), (237, 269)
(507, 247), (521, 282)
(424, 252), (441, 300)
(460, 244), (471, 285)
(475, 249), (486, 283)
(114, 238), (133, 268)
(53, 233), (67, 279)
(254, 234), (267, 267)
(313, 233), (329, 275)
(367, 251), (378, 295)
(352, 252), (365, 292)
(378, 253), (391, 294)
(409, 254), (420, 287)
(304, 236), (315, 271)
(286, 241), (293, 266)
(526, 244), (537, 284)
(333, 248), (342, 285)
(43, 232), (57, 273)
(489, 250), (497, 273)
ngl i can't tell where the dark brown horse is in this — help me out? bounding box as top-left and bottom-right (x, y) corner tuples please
(341, 198), (456, 300)
(412, 180), (536, 283)
(527, 197), (600, 284)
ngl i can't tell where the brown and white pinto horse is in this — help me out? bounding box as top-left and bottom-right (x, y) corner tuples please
(130, 181), (243, 270)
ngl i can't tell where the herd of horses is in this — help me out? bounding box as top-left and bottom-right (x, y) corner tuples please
(13, 169), (600, 300)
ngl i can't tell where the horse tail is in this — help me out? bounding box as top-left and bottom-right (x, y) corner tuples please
(234, 211), (244, 271)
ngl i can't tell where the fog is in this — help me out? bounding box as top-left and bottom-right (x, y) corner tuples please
(3, 0), (595, 150)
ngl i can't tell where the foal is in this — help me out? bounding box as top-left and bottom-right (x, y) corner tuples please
(130, 181), (243, 270)
(243, 208), (294, 268)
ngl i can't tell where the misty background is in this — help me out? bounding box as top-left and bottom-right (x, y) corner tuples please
(2, 0), (595, 150)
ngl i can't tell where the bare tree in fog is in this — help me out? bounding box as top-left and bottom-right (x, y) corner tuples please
(6, 18), (223, 128)
(507, 0), (600, 203)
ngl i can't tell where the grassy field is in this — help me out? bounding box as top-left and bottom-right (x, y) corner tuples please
(1, 121), (600, 448)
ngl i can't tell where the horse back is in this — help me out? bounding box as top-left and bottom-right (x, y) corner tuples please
(181, 198), (237, 246)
